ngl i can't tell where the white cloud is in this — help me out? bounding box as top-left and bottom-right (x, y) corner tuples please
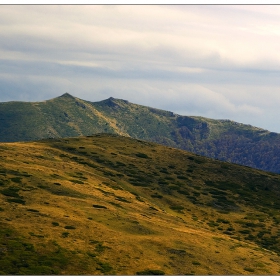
(0, 5), (280, 132)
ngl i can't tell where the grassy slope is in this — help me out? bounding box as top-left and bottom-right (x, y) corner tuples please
(0, 94), (113, 141)
(1, 93), (280, 173)
(0, 134), (280, 275)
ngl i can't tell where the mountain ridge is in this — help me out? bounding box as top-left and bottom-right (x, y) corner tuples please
(0, 93), (279, 173)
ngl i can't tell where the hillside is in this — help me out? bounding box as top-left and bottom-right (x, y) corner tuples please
(0, 134), (280, 275)
(1, 93), (280, 173)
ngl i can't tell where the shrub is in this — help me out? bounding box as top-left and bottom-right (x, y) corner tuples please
(87, 252), (96, 258)
(11, 177), (22, 183)
(192, 191), (200, 197)
(7, 198), (25, 205)
(167, 248), (187, 255)
(177, 189), (189, 195)
(135, 153), (149, 159)
(239, 229), (251, 234)
(244, 267), (254, 272)
(96, 261), (113, 274)
(151, 193), (163, 199)
(61, 232), (69, 238)
(177, 175), (188, 180)
(116, 161), (126, 166)
(92, 204), (107, 209)
(136, 269), (165, 275)
(170, 205), (184, 211)
(27, 209), (40, 213)
(0, 187), (20, 198)
(207, 221), (219, 227)
(95, 243), (109, 253)
(135, 196), (144, 202)
(115, 196), (131, 203)
(217, 218), (230, 224)
(69, 179), (84, 184)
(64, 226), (76, 230)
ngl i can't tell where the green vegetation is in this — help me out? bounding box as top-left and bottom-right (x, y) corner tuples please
(135, 152), (149, 159)
(64, 226), (76, 230)
(96, 262), (113, 274)
(61, 232), (69, 238)
(0, 226), (79, 275)
(0, 93), (280, 173)
(92, 204), (107, 209)
(136, 269), (165, 275)
(170, 205), (184, 212)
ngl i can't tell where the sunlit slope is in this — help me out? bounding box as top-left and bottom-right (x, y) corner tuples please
(0, 134), (280, 275)
(1, 93), (280, 173)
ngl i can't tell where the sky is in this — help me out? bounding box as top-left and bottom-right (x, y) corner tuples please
(1, 5), (280, 132)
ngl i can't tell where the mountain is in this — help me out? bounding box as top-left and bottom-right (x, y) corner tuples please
(0, 134), (280, 275)
(1, 93), (280, 173)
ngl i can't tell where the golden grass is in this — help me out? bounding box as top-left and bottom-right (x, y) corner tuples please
(0, 134), (280, 275)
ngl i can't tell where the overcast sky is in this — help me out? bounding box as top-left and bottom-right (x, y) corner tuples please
(1, 5), (280, 132)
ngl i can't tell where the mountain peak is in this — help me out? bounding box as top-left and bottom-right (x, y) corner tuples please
(99, 97), (130, 109)
(106, 97), (129, 104)
(59, 93), (75, 99)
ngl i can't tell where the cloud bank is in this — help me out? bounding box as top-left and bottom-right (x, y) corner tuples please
(0, 5), (280, 132)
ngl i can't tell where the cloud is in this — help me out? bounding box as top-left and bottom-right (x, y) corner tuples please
(0, 5), (280, 132)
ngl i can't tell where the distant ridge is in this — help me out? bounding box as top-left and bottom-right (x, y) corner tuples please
(0, 93), (280, 173)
